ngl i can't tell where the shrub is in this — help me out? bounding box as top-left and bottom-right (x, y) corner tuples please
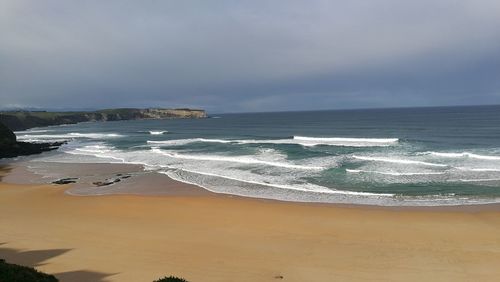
(153, 275), (188, 282)
(0, 259), (58, 282)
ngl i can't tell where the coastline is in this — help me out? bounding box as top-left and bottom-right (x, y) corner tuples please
(9, 108), (500, 208)
(3, 160), (500, 211)
(1, 162), (500, 281)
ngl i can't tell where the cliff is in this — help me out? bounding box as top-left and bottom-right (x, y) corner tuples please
(0, 108), (207, 131)
(0, 121), (63, 159)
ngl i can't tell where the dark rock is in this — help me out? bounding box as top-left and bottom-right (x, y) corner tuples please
(0, 121), (16, 145)
(93, 178), (121, 187)
(0, 121), (65, 159)
(52, 178), (78, 185)
(0, 140), (65, 159)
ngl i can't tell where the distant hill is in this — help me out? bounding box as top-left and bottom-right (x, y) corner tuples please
(0, 108), (207, 131)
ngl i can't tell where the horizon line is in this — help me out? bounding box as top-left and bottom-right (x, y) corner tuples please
(1, 103), (499, 115)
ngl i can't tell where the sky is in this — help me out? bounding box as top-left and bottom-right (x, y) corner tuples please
(1, 0), (500, 113)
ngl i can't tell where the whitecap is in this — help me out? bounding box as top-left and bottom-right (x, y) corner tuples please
(421, 151), (500, 161)
(455, 167), (500, 172)
(346, 169), (445, 176)
(352, 155), (448, 167)
(17, 132), (124, 140)
(450, 178), (500, 182)
(147, 138), (233, 146)
(147, 135), (399, 147)
(151, 148), (325, 170)
(149, 131), (168, 135)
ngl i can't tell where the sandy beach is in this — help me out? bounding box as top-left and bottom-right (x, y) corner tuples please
(0, 164), (500, 282)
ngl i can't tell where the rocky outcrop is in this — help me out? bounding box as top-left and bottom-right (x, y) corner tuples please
(0, 121), (63, 159)
(0, 108), (207, 131)
(0, 122), (16, 146)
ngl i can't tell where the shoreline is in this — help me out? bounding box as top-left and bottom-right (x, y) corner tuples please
(2, 160), (500, 212)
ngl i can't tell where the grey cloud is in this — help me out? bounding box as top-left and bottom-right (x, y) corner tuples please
(1, 0), (499, 112)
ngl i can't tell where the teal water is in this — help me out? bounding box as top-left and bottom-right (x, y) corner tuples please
(16, 105), (500, 206)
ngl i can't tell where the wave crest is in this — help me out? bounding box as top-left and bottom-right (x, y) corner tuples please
(151, 148), (325, 170)
(352, 155), (448, 167)
(17, 132), (124, 141)
(422, 151), (500, 161)
(149, 131), (168, 135)
(346, 169), (445, 176)
(147, 135), (399, 147)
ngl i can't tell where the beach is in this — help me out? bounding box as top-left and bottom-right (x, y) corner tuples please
(1, 164), (500, 282)
(3, 1), (500, 281)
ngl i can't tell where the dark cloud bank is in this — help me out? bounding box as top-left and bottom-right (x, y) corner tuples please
(1, 0), (499, 113)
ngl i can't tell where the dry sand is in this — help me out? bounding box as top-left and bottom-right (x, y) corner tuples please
(1, 167), (500, 281)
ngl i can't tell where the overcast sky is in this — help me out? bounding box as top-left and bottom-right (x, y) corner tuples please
(1, 0), (500, 113)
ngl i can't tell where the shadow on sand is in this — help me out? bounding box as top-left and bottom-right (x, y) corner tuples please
(0, 243), (117, 282)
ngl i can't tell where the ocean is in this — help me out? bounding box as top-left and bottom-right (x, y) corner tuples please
(15, 105), (500, 206)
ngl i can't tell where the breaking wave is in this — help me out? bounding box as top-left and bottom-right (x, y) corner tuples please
(346, 169), (445, 176)
(352, 155), (448, 167)
(151, 148), (325, 170)
(147, 135), (399, 147)
(161, 169), (394, 197)
(18, 116), (500, 206)
(149, 131), (168, 135)
(17, 132), (124, 142)
(421, 151), (500, 161)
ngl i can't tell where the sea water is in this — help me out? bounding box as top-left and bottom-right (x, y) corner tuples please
(15, 105), (500, 206)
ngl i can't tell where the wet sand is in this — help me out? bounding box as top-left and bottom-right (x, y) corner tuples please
(1, 164), (500, 281)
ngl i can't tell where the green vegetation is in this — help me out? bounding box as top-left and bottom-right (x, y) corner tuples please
(0, 259), (188, 282)
(153, 276), (189, 282)
(0, 259), (58, 282)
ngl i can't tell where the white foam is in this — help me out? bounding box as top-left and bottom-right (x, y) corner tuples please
(162, 168), (394, 197)
(59, 143), (126, 162)
(147, 138), (232, 146)
(17, 138), (70, 143)
(346, 169), (445, 176)
(151, 148), (325, 170)
(455, 167), (500, 172)
(293, 136), (398, 144)
(238, 136), (398, 147)
(451, 178), (500, 182)
(352, 155), (448, 167)
(14, 129), (51, 134)
(423, 151), (500, 161)
(149, 131), (167, 135)
(73, 145), (114, 154)
(147, 136), (399, 147)
(17, 132), (124, 140)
